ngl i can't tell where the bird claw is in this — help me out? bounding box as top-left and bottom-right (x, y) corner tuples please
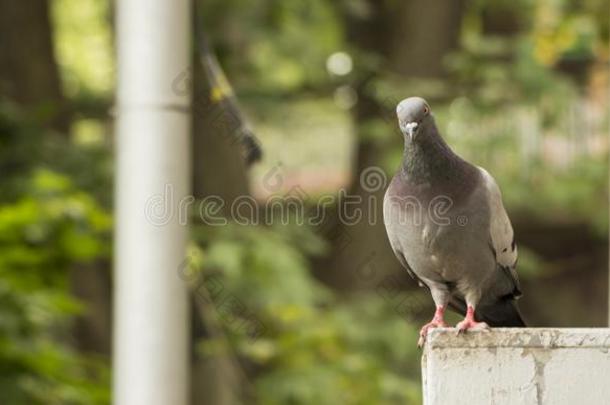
(455, 319), (490, 336)
(418, 319), (448, 348)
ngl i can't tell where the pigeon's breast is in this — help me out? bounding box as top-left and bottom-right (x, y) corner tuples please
(383, 172), (491, 284)
(383, 178), (448, 281)
(384, 197), (446, 282)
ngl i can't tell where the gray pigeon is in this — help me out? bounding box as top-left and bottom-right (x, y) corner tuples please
(383, 97), (525, 347)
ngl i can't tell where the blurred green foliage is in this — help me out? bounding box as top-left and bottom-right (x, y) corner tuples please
(0, 102), (111, 404)
(190, 222), (421, 404)
(201, 0), (342, 93)
(51, 0), (114, 99)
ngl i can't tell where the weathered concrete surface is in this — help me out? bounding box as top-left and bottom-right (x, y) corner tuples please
(422, 328), (610, 405)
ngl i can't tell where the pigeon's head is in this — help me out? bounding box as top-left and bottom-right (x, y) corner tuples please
(396, 97), (432, 141)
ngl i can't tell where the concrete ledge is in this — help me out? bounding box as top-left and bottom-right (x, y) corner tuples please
(422, 328), (610, 405)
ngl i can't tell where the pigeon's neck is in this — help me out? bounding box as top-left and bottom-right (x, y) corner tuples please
(400, 122), (463, 183)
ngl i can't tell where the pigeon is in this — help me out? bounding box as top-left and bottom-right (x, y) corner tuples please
(383, 97), (525, 347)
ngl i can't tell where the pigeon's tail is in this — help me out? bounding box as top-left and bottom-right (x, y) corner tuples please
(476, 298), (526, 327)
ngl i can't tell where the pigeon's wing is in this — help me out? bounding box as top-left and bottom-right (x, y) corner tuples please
(383, 183), (428, 290)
(478, 167), (521, 297)
(392, 249), (427, 289)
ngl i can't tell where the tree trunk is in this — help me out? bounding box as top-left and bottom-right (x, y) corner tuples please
(388, 0), (465, 77)
(70, 260), (112, 355)
(0, 0), (68, 130)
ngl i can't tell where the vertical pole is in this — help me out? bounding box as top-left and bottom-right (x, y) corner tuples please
(114, 1), (191, 404)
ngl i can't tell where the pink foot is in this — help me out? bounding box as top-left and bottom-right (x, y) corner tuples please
(417, 306), (448, 348)
(456, 306), (489, 334)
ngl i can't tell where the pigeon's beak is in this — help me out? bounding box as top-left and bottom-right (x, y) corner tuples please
(405, 122), (419, 141)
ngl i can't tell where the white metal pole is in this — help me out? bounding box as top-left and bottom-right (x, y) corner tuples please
(114, 1), (191, 404)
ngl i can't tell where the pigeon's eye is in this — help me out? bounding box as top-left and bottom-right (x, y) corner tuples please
(423, 106), (429, 115)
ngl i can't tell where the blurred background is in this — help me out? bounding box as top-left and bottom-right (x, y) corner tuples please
(0, 0), (608, 404)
